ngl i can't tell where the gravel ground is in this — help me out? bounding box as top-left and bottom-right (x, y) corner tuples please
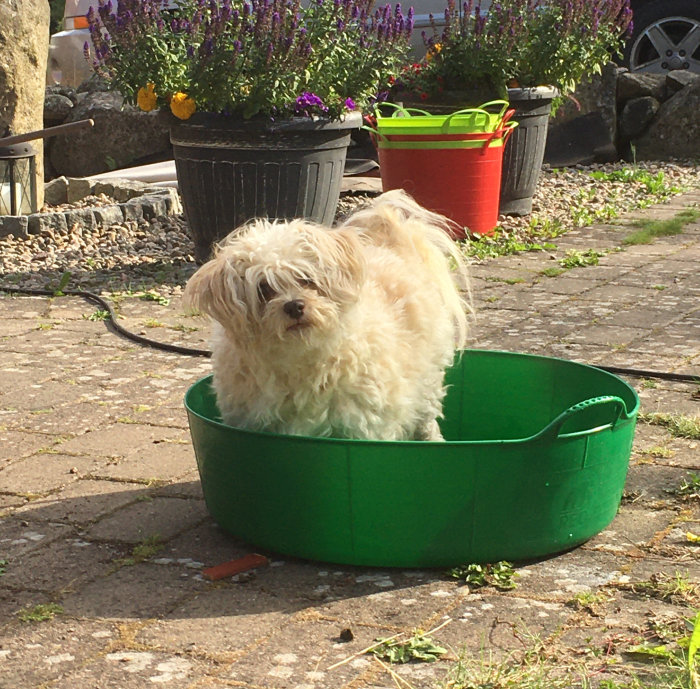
(0, 160), (698, 296)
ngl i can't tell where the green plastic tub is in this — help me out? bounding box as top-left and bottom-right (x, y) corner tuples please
(185, 350), (639, 568)
(373, 101), (511, 136)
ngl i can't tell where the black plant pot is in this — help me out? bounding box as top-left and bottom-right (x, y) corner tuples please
(500, 86), (558, 216)
(170, 111), (362, 263)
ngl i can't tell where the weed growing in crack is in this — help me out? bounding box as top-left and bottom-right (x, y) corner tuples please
(623, 208), (700, 246)
(115, 534), (164, 567)
(449, 561), (519, 590)
(17, 603), (64, 623)
(568, 590), (613, 615)
(559, 249), (606, 269)
(370, 630), (448, 664)
(85, 309), (110, 321)
(640, 413), (700, 440)
(442, 633), (586, 689)
(677, 472), (700, 500)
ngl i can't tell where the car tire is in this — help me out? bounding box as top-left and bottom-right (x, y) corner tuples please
(623, 0), (700, 74)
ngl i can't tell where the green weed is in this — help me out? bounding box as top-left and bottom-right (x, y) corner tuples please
(85, 309), (110, 322)
(139, 291), (170, 306)
(115, 534), (163, 567)
(568, 590), (612, 614)
(442, 636), (585, 689)
(17, 603), (64, 623)
(540, 267), (566, 278)
(370, 630), (447, 664)
(51, 271), (72, 297)
(637, 445), (674, 459)
(640, 413), (700, 440)
(449, 561), (519, 590)
(559, 248), (605, 269)
(625, 571), (700, 606)
(610, 611), (700, 689)
(623, 208), (700, 246)
(170, 323), (199, 333)
(678, 473), (700, 500)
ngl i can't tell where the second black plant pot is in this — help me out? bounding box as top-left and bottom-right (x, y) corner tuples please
(500, 86), (558, 216)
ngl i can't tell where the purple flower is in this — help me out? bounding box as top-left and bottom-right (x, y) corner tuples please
(294, 91), (328, 116)
(344, 97), (356, 110)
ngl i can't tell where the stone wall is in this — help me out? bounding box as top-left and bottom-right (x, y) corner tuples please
(44, 77), (172, 181)
(546, 66), (700, 167)
(0, 0), (50, 209)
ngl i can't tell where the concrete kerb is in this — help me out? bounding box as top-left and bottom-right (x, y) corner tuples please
(0, 176), (183, 239)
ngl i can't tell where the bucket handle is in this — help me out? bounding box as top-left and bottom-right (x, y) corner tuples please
(477, 99), (510, 118)
(360, 123), (388, 148)
(475, 120), (518, 153)
(372, 102), (431, 119)
(540, 395), (630, 440)
(443, 100), (509, 125)
(441, 100), (510, 133)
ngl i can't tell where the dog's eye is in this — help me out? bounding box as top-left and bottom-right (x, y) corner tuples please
(257, 281), (276, 302)
(299, 278), (317, 290)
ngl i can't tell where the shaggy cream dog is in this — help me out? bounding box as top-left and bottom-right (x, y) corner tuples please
(184, 190), (470, 440)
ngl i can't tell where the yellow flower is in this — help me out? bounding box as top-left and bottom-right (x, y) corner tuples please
(426, 42), (442, 62)
(170, 92), (196, 120)
(136, 82), (158, 112)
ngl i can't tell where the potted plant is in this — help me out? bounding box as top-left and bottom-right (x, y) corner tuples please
(393, 0), (633, 216)
(86, 0), (413, 262)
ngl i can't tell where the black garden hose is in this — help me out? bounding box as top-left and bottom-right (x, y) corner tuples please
(0, 285), (211, 357)
(1, 286), (698, 383)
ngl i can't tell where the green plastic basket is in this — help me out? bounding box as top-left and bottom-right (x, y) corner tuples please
(373, 101), (510, 136)
(185, 350), (639, 568)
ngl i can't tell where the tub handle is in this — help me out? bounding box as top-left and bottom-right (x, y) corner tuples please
(543, 395), (630, 440)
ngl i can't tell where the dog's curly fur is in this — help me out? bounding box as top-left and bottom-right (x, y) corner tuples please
(184, 190), (471, 440)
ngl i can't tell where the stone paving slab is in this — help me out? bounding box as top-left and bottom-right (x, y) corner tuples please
(0, 189), (698, 689)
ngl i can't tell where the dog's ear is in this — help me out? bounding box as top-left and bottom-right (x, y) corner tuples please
(183, 253), (246, 329)
(326, 228), (366, 298)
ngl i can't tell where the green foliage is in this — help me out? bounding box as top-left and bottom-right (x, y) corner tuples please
(678, 472), (700, 500)
(51, 271), (72, 297)
(449, 561), (519, 590)
(49, 0), (64, 34)
(623, 208), (700, 245)
(540, 267), (566, 277)
(396, 0), (632, 101)
(0, 559), (7, 576)
(370, 631), (447, 663)
(116, 534), (164, 567)
(17, 603), (64, 623)
(640, 413), (700, 440)
(465, 219), (562, 260)
(139, 290), (170, 306)
(443, 637), (584, 689)
(589, 168), (679, 197)
(85, 309), (110, 322)
(559, 249), (605, 269)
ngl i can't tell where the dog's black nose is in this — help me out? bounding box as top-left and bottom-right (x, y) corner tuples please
(283, 299), (305, 319)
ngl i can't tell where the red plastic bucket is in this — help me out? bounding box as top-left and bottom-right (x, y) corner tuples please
(376, 125), (515, 238)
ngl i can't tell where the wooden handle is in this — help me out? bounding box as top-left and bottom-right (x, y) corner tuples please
(0, 119), (95, 147)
